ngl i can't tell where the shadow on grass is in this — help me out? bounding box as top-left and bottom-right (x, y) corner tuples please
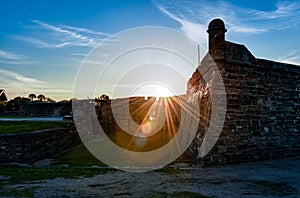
(0, 121), (67, 134)
(151, 191), (211, 198)
(244, 180), (298, 196)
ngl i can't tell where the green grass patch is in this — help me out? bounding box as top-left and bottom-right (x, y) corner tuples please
(0, 165), (115, 189)
(0, 115), (34, 119)
(54, 144), (106, 166)
(0, 145), (114, 194)
(248, 180), (298, 196)
(0, 121), (67, 134)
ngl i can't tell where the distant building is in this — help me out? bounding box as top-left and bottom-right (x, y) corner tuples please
(0, 89), (8, 102)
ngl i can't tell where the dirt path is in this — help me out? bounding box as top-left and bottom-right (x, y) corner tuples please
(4, 157), (300, 197)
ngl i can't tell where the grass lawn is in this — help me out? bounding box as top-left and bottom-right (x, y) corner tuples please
(53, 144), (105, 166)
(0, 115), (35, 118)
(0, 144), (113, 196)
(0, 165), (115, 196)
(0, 121), (68, 134)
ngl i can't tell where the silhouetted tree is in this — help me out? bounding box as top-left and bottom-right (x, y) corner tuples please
(99, 94), (109, 101)
(0, 101), (6, 113)
(37, 94), (46, 101)
(28, 93), (36, 101)
(59, 99), (72, 103)
(11, 96), (31, 103)
(46, 97), (55, 102)
(6, 96), (30, 111)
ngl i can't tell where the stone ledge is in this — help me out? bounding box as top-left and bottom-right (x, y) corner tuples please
(0, 127), (81, 163)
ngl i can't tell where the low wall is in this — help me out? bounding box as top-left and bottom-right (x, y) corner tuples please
(0, 126), (81, 163)
(20, 102), (72, 116)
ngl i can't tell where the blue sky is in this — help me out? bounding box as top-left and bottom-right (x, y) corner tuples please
(0, 0), (300, 100)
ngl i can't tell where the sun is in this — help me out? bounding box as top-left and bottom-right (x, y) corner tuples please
(132, 83), (175, 100)
(154, 84), (174, 98)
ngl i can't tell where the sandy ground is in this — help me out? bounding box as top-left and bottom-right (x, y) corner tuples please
(4, 156), (300, 197)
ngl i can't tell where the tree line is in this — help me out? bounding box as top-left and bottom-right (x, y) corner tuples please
(0, 94), (69, 112)
(28, 93), (55, 102)
(0, 93), (109, 113)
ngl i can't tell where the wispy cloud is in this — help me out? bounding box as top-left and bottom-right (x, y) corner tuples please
(15, 20), (112, 48)
(59, 25), (111, 37)
(250, 1), (300, 20)
(277, 50), (300, 65)
(154, 0), (300, 43)
(0, 49), (33, 65)
(70, 53), (88, 57)
(157, 5), (207, 46)
(0, 68), (74, 99)
(0, 50), (24, 60)
(0, 68), (46, 86)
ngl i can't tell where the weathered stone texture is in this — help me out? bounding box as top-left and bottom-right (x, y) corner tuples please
(187, 19), (300, 166)
(0, 125), (81, 163)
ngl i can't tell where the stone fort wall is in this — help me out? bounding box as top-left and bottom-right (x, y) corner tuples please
(187, 19), (300, 165)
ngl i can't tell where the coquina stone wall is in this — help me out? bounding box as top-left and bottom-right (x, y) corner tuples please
(0, 125), (81, 163)
(187, 19), (300, 165)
